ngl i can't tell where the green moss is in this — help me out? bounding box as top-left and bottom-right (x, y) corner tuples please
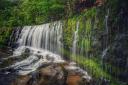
(63, 18), (78, 49)
(62, 48), (122, 85)
(82, 7), (97, 18)
(71, 55), (110, 79)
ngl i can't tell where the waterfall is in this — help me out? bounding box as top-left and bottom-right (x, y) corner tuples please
(8, 21), (65, 75)
(72, 21), (79, 55)
(17, 21), (63, 54)
(105, 9), (109, 48)
(4, 21), (91, 81)
(105, 9), (109, 35)
(101, 9), (110, 72)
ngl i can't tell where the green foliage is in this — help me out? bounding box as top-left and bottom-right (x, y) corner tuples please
(83, 7), (97, 18)
(0, 28), (12, 47)
(63, 18), (76, 49)
(62, 1), (127, 84)
(0, 0), (67, 27)
(0, 0), (68, 47)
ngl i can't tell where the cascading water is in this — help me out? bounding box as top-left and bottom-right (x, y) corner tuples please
(4, 21), (91, 81)
(18, 21), (63, 54)
(101, 9), (110, 67)
(105, 9), (109, 47)
(71, 21), (80, 68)
(72, 21), (79, 56)
(8, 21), (65, 75)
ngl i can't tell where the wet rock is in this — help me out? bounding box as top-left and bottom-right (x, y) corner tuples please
(39, 65), (58, 77)
(67, 75), (81, 85)
(11, 63), (91, 85)
(0, 72), (16, 85)
(0, 57), (16, 68)
(0, 48), (12, 59)
(12, 75), (31, 85)
(24, 48), (31, 54)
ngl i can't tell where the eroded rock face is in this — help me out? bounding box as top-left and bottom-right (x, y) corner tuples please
(12, 63), (91, 85)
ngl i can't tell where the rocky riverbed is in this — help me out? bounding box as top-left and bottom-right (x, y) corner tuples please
(0, 47), (92, 85)
(11, 62), (92, 85)
(0, 62), (91, 85)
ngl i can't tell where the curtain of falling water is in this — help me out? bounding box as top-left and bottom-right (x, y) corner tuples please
(18, 21), (63, 56)
(8, 21), (93, 78)
(8, 21), (65, 75)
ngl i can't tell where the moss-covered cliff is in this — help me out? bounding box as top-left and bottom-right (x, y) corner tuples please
(62, 0), (128, 85)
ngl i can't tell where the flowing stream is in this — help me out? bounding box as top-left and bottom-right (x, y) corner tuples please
(2, 21), (91, 83)
(8, 21), (65, 75)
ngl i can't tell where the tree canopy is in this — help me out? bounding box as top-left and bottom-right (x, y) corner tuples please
(0, 0), (68, 27)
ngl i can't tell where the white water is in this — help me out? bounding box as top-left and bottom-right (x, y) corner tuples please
(72, 21), (79, 55)
(7, 21), (91, 81)
(9, 21), (65, 75)
(11, 46), (65, 75)
(17, 21), (63, 54)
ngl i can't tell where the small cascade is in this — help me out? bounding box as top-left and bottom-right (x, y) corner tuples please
(71, 21), (80, 68)
(101, 9), (110, 77)
(100, 9), (110, 67)
(105, 9), (109, 34)
(72, 21), (79, 56)
(101, 47), (109, 67)
(103, 9), (110, 50)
